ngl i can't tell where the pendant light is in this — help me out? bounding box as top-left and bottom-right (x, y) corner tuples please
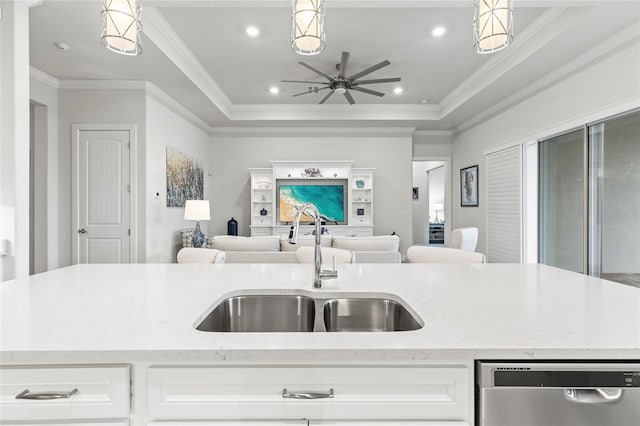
(473, 0), (513, 54)
(101, 0), (142, 56)
(291, 0), (326, 56)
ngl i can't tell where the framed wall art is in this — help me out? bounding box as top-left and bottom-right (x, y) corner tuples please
(166, 147), (204, 207)
(460, 165), (478, 207)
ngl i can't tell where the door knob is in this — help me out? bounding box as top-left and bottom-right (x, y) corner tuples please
(78, 228), (87, 234)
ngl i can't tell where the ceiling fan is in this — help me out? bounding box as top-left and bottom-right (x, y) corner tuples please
(281, 51), (401, 105)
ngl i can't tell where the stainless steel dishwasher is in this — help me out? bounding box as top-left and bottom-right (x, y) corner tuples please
(476, 361), (640, 426)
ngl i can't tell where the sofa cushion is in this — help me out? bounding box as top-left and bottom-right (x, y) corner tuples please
(332, 235), (400, 252)
(210, 235), (281, 252)
(280, 234), (333, 252)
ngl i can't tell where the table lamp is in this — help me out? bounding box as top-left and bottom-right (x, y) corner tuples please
(184, 200), (210, 248)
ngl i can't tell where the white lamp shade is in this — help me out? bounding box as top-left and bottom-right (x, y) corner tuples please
(101, 0), (142, 56)
(184, 200), (210, 221)
(291, 0), (326, 55)
(473, 0), (513, 54)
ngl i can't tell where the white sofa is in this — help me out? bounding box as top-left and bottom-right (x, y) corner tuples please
(178, 232), (401, 264)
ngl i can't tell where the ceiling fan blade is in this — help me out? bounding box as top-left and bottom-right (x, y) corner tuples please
(299, 62), (334, 80)
(350, 86), (385, 97)
(347, 60), (391, 81)
(319, 89), (335, 104)
(292, 87), (329, 97)
(344, 90), (356, 105)
(338, 51), (350, 78)
(281, 80), (330, 84)
(353, 77), (401, 85)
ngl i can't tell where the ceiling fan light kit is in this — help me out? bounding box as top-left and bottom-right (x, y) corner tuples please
(100, 0), (142, 56)
(473, 0), (514, 54)
(291, 0), (326, 55)
(282, 51), (401, 105)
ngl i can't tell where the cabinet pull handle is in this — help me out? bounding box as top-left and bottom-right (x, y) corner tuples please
(282, 388), (334, 399)
(15, 388), (78, 400)
(564, 388), (623, 404)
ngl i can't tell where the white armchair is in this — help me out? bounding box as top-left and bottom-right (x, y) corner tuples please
(407, 246), (485, 263)
(449, 227), (479, 252)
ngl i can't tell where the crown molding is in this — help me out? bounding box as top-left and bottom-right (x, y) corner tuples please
(58, 80), (147, 90)
(143, 6), (232, 118)
(30, 67), (59, 88)
(20, 0), (42, 7)
(413, 130), (453, 137)
(439, 7), (592, 119)
(210, 126), (416, 138)
(229, 104), (440, 121)
(145, 82), (213, 134)
(455, 23), (640, 134)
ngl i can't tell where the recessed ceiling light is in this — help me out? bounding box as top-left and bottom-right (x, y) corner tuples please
(269, 86), (280, 94)
(393, 87), (404, 95)
(431, 26), (446, 37)
(246, 26), (260, 37)
(421, 99), (429, 104)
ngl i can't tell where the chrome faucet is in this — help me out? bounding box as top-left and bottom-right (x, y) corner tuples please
(288, 203), (338, 289)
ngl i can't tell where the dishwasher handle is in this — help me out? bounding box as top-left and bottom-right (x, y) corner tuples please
(564, 388), (623, 404)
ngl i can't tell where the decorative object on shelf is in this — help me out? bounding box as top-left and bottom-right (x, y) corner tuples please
(184, 200), (210, 247)
(166, 147), (204, 207)
(473, 0), (513, 54)
(291, 0), (326, 55)
(356, 208), (365, 216)
(356, 179), (365, 189)
(460, 165), (479, 207)
(254, 181), (272, 190)
(282, 51), (401, 104)
(260, 208), (268, 216)
(261, 194), (267, 202)
(432, 202), (444, 223)
(302, 167), (323, 177)
(100, 0), (142, 56)
(412, 187), (419, 200)
(227, 217), (238, 236)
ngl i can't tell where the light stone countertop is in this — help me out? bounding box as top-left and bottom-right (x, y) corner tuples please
(1, 263), (639, 364)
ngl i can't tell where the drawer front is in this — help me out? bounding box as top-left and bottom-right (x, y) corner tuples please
(148, 366), (468, 420)
(0, 365), (130, 421)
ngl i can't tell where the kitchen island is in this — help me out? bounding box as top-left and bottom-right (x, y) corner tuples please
(1, 263), (639, 424)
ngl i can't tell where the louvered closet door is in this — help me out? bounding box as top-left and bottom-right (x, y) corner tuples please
(486, 145), (522, 263)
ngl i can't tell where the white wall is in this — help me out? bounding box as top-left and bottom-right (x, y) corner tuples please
(413, 133), (453, 158)
(452, 41), (640, 255)
(211, 134), (414, 254)
(1, 1), (30, 281)
(411, 162), (430, 245)
(58, 89), (147, 266)
(145, 96), (212, 263)
(30, 77), (59, 272)
(428, 166), (445, 219)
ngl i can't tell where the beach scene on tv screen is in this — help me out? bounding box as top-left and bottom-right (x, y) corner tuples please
(279, 184), (345, 223)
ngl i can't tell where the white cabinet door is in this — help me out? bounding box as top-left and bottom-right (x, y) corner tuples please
(0, 365), (130, 421)
(149, 422), (304, 426)
(147, 365), (468, 420)
(311, 422), (470, 426)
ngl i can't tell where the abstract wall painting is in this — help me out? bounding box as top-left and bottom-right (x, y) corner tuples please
(166, 147), (204, 207)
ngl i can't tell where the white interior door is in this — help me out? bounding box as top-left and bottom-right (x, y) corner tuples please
(74, 129), (131, 264)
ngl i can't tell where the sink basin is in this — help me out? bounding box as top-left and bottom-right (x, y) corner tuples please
(196, 294), (315, 332)
(195, 291), (423, 333)
(323, 298), (423, 332)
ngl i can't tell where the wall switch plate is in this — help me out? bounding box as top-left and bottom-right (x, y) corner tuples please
(0, 239), (9, 256)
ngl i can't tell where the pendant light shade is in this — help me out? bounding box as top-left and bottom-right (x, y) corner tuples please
(101, 0), (142, 56)
(291, 0), (326, 56)
(473, 0), (513, 54)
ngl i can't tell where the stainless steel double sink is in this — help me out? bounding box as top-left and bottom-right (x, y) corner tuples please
(195, 290), (423, 333)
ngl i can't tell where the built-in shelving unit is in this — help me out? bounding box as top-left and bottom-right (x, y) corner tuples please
(249, 162), (375, 237)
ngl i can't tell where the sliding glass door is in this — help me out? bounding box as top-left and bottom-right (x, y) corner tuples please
(539, 109), (640, 286)
(539, 129), (585, 273)
(591, 112), (640, 285)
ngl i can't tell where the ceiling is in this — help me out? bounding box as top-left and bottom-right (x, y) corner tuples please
(29, 0), (640, 132)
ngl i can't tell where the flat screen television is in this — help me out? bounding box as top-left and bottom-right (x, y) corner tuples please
(276, 179), (348, 225)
